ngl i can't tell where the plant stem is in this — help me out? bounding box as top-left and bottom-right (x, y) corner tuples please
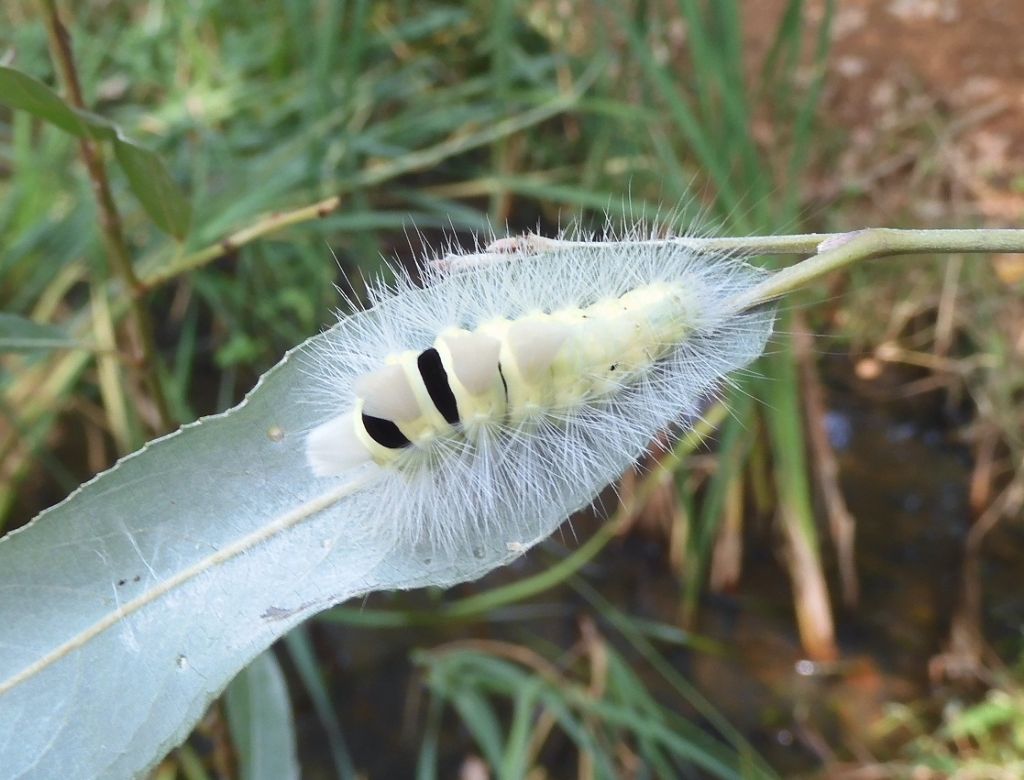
(733, 228), (1024, 310)
(141, 195), (343, 291)
(519, 232), (830, 256)
(471, 228), (1024, 310)
(40, 0), (173, 432)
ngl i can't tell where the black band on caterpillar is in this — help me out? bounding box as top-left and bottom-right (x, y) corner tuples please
(416, 348), (460, 425)
(360, 413), (410, 449)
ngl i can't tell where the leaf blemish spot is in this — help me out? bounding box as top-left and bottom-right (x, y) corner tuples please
(175, 655), (188, 671)
(267, 425), (285, 442)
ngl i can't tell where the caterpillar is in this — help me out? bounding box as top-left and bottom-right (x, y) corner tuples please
(304, 231), (775, 565)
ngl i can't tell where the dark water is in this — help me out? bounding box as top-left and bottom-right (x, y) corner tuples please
(286, 355), (1024, 776)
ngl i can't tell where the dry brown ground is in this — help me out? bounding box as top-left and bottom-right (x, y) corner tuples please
(766, 0), (1024, 227)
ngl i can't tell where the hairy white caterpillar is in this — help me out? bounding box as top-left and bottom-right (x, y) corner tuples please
(304, 232), (775, 563)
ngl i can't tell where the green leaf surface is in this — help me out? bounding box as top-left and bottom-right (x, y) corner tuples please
(0, 65), (115, 140)
(0, 313), (81, 353)
(225, 650), (300, 780)
(113, 137), (192, 239)
(0, 65), (89, 137)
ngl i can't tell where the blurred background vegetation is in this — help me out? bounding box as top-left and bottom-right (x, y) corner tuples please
(3, 0), (1024, 777)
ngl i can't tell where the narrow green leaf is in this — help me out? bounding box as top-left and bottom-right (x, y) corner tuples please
(760, 339), (818, 545)
(759, 328), (836, 661)
(450, 689), (506, 768)
(501, 681), (544, 778)
(0, 66), (116, 141)
(0, 66), (88, 137)
(415, 694), (444, 780)
(71, 107), (118, 141)
(282, 628), (357, 780)
(682, 392), (754, 620)
(784, 0), (836, 217)
(225, 650), (300, 780)
(572, 579), (778, 778)
(605, 2), (741, 214)
(0, 313), (80, 353)
(113, 137), (192, 239)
